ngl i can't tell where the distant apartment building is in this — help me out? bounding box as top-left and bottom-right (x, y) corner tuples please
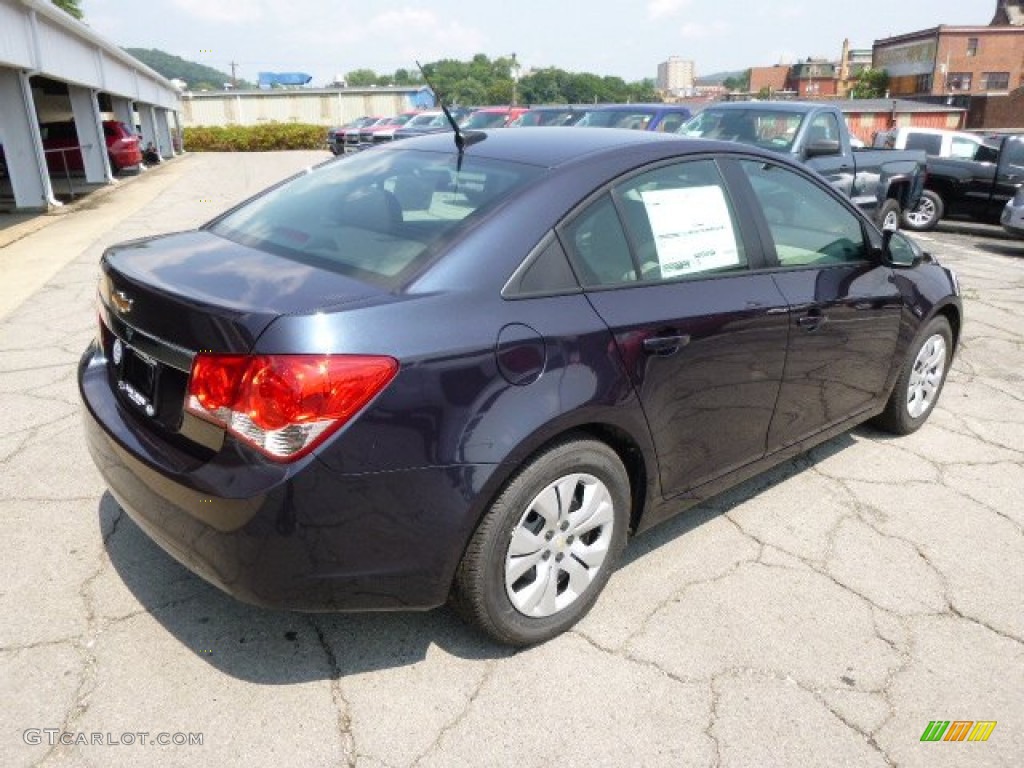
(873, 0), (1024, 97)
(657, 57), (696, 94)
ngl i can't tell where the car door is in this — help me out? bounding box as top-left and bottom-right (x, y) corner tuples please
(558, 158), (790, 500)
(993, 136), (1024, 209)
(734, 158), (902, 450)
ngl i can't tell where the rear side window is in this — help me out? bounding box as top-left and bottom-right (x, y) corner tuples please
(905, 133), (943, 155)
(209, 149), (542, 286)
(740, 159), (866, 267)
(562, 159), (747, 287)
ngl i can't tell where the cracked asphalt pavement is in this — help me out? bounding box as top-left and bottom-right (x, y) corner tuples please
(1, 152), (1021, 767)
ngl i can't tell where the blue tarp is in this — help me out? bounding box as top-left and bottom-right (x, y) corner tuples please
(408, 87), (436, 109)
(258, 72), (313, 88)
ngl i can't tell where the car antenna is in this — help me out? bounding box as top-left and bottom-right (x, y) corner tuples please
(415, 61), (484, 157)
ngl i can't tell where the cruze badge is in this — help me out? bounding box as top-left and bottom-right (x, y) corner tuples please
(112, 290), (133, 314)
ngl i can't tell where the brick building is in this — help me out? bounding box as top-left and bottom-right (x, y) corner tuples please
(873, 1), (1024, 97)
(789, 59), (838, 98)
(749, 65), (790, 96)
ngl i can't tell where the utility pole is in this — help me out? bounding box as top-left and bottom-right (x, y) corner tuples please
(230, 61), (239, 88)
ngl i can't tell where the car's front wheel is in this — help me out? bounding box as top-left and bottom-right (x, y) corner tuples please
(902, 190), (944, 231)
(876, 198), (901, 230)
(873, 316), (952, 435)
(452, 438), (630, 646)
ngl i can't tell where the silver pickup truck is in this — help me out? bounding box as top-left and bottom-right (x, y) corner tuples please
(680, 102), (926, 228)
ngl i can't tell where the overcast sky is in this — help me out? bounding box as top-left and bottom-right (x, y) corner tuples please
(83, 0), (993, 85)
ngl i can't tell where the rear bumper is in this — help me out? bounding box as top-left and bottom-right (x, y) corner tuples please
(79, 342), (491, 611)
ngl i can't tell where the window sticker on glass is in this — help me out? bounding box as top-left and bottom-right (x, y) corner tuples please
(641, 186), (741, 278)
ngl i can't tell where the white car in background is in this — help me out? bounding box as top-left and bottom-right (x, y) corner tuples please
(873, 126), (996, 161)
(1001, 187), (1024, 238)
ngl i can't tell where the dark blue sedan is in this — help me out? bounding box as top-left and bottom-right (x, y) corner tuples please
(79, 128), (962, 645)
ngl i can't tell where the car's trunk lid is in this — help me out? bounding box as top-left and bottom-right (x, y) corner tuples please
(97, 230), (383, 450)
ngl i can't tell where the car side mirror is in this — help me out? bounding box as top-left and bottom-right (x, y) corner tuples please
(881, 226), (923, 268)
(805, 139), (841, 158)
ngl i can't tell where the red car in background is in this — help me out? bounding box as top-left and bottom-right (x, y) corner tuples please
(41, 120), (142, 174)
(460, 107), (528, 129)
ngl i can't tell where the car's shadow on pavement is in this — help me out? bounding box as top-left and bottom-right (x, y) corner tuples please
(99, 431), (858, 682)
(98, 493), (513, 682)
(975, 241), (1024, 257)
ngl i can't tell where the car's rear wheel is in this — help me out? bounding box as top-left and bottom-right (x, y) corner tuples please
(873, 316), (952, 435)
(452, 438), (630, 646)
(876, 198), (901, 230)
(902, 190), (944, 231)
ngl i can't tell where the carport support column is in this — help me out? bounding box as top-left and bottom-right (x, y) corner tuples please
(138, 105), (160, 165)
(154, 109), (173, 159)
(110, 96), (135, 132)
(68, 84), (112, 183)
(172, 111), (184, 153)
(0, 69), (59, 209)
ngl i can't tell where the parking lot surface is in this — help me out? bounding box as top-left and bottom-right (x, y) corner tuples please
(1, 152), (1021, 767)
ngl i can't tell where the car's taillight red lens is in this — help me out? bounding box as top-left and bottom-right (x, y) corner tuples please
(190, 355), (249, 412)
(186, 354), (398, 461)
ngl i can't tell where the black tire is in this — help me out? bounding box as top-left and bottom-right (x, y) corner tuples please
(901, 190), (944, 232)
(108, 154), (119, 174)
(875, 198), (901, 230)
(452, 438), (630, 646)
(873, 316), (953, 435)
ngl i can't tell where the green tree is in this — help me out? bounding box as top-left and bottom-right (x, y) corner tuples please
(723, 69), (752, 92)
(345, 69), (380, 87)
(52, 0), (83, 19)
(850, 68), (889, 99)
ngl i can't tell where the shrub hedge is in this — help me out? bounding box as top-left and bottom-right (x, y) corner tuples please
(183, 123), (329, 151)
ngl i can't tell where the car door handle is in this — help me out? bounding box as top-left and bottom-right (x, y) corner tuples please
(642, 334), (690, 356)
(796, 312), (828, 331)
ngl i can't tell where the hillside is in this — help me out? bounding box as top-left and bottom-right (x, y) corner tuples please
(123, 48), (250, 89)
(696, 70), (747, 85)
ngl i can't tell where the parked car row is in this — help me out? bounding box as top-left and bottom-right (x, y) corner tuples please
(328, 103), (694, 155)
(0, 120), (143, 177)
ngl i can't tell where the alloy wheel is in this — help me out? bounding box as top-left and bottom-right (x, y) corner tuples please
(907, 333), (947, 419)
(504, 473), (615, 618)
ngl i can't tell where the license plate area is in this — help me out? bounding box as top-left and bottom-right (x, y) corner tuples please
(114, 337), (159, 416)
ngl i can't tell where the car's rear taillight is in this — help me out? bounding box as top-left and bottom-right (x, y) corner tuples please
(185, 354), (398, 461)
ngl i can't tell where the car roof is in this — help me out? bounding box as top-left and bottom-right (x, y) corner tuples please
(701, 101), (821, 113)
(580, 103), (689, 112)
(387, 126), (726, 168)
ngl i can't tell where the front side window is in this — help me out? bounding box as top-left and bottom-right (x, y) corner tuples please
(807, 113), (840, 145)
(209, 149), (542, 286)
(739, 160), (866, 267)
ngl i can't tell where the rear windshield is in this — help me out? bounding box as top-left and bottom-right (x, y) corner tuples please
(208, 148), (543, 286)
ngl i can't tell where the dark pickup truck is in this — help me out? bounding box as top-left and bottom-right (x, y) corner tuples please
(680, 102), (926, 228)
(901, 133), (1024, 231)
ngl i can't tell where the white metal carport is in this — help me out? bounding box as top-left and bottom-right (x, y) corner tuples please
(0, 0), (182, 210)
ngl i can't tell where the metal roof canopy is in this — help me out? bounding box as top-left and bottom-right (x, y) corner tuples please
(0, 0), (181, 110)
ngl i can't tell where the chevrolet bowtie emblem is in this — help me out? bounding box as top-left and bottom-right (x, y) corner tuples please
(112, 290), (133, 314)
